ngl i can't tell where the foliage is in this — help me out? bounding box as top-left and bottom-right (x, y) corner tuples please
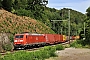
(84, 45), (90, 49)
(9, 34), (14, 42)
(70, 40), (82, 48)
(84, 7), (90, 45)
(0, 46), (57, 60)
(0, 54), (1, 58)
(86, 7), (90, 19)
(2, 0), (13, 11)
(0, 0), (2, 8)
(64, 44), (70, 48)
(0, 0), (86, 36)
(43, 46), (57, 57)
(14, 8), (34, 17)
(70, 39), (90, 48)
(70, 40), (87, 48)
(2, 44), (12, 51)
(55, 44), (65, 50)
(0, 44), (65, 60)
(79, 31), (85, 39)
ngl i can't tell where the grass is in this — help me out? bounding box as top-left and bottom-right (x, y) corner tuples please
(0, 45), (65, 60)
(0, 46), (55, 60)
(3, 40), (90, 60)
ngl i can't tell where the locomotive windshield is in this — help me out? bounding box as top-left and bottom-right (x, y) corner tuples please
(15, 35), (24, 38)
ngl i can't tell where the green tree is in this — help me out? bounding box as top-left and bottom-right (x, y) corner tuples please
(86, 7), (90, 19)
(2, 0), (13, 11)
(84, 7), (90, 44)
(13, 0), (28, 9)
(0, 0), (2, 8)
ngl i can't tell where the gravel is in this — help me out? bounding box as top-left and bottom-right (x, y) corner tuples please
(56, 48), (90, 60)
(46, 48), (90, 60)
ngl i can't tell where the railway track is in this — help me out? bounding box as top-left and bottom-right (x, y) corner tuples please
(25, 39), (75, 51)
(61, 40), (74, 45)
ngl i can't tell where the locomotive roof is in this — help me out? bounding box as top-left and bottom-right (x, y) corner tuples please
(15, 33), (44, 36)
(29, 33), (44, 36)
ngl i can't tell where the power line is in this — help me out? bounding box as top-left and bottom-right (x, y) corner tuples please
(51, 10), (71, 44)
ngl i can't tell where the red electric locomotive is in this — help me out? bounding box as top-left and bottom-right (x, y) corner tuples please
(14, 33), (46, 49)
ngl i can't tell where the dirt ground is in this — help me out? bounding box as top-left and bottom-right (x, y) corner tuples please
(46, 48), (90, 60)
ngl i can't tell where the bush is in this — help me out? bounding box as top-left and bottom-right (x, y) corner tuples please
(42, 46), (57, 57)
(40, 48), (50, 59)
(83, 45), (90, 48)
(70, 40), (90, 48)
(64, 44), (70, 48)
(70, 40), (83, 48)
(2, 44), (12, 51)
(48, 46), (57, 57)
(55, 44), (65, 50)
(9, 34), (14, 42)
(1, 46), (57, 60)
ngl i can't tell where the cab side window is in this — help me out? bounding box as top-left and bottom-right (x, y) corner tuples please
(26, 35), (27, 39)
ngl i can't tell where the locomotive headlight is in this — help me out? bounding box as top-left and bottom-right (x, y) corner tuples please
(20, 40), (23, 42)
(14, 40), (17, 42)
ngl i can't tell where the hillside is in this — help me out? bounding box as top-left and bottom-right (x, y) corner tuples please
(40, 8), (86, 35)
(0, 0), (87, 36)
(0, 9), (54, 34)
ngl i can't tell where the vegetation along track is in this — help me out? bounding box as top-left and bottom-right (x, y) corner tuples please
(0, 39), (75, 56)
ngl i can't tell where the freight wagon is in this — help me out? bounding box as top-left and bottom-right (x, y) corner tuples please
(14, 33), (75, 49)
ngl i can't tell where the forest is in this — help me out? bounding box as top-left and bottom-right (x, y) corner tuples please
(0, 0), (90, 43)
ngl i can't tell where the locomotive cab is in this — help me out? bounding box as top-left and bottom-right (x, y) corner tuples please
(14, 34), (27, 49)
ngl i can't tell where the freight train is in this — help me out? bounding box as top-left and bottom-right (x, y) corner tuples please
(14, 33), (78, 49)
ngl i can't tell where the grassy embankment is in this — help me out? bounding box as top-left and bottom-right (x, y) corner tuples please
(0, 9), (54, 34)
(0, 44), (65, 60)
